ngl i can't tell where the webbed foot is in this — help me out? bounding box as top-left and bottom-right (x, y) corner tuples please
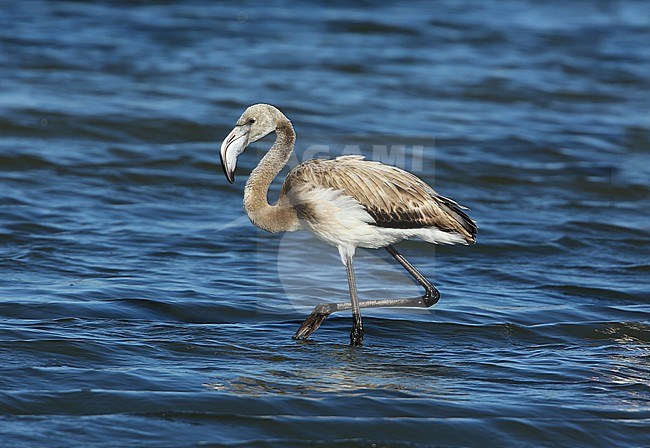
(292, 304), (331, 340)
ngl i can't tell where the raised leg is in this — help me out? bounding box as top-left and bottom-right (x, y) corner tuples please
(293, 245), (439, 341)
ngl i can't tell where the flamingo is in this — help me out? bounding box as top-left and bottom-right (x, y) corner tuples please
(219, 104), (477, 346)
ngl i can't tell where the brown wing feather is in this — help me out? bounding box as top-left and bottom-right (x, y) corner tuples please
(282, 156), (477, 243)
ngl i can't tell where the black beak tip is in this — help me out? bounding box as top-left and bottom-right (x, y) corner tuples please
(220, 155), (235, 184)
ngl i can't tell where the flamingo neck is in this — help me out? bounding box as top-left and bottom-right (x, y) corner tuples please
(243, 119), (299, 233)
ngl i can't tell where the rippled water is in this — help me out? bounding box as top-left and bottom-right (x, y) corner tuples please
(1, 1), (649, 447)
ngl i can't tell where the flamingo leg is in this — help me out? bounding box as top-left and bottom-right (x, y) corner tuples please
(292, 245), (439, 343)
(345, 253), (364, 346)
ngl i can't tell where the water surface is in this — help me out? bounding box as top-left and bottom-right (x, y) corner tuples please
(1, 1), (649, 447)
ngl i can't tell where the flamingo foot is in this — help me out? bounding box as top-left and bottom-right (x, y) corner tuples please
(292, 304), (331, 340)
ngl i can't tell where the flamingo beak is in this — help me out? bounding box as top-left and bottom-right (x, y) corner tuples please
(219, 125), (249, 184)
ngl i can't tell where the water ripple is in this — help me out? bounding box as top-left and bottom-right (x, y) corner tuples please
(1, 1), (649, 446)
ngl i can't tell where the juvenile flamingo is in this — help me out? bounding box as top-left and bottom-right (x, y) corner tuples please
(219, 104), (477, 346)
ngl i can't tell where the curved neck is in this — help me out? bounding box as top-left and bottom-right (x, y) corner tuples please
(243, 119), (299, 233)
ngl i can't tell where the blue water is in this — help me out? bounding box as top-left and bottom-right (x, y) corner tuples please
(1, 1), (649, 447)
